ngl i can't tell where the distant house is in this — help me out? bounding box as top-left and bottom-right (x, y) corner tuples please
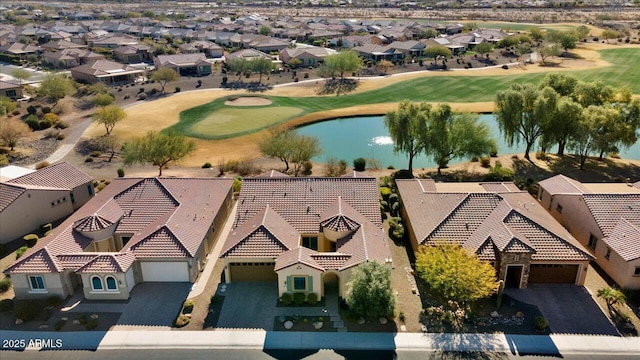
(538, 175), (640, 289)
(0, 81), (23, 100)
(220, 174), (392, 299)
(43, 48), (105, 69)
(353, 43), (404, 62)
(0, 162), (94, 244)
(396, 180), (593, 289)
(113, 44), (153, 64)
(178, 40), (224, 58)
(154, 53), (212, 76)
(225, 49), (273, 62)
(87, 34), (139, 49)
(0, 42), (40, 60)
(5, 177), (234, 301)
(70, 59), (144, 85)
(278, 46), (334, 67)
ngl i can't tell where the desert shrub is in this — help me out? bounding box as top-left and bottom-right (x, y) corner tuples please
(182, 300), (195, 314)
(0, 299), (14, 312)
(489, 147), (498, 157)
(380, 200), (389, 212)
(293, 292), (306, 306)
(535, 151), (549, 160)
(388, 193), (399, 207)
(84, 157), (94, 163)
(392, 169), (413, 180)
(324, 157), (348, 177)
(95, 182), (106, 192)
(25, 114), (40, 130)
(16, 245), (28, 259)
(41, 106), (51, 114)
(43, 113), (60, 124)
(35, 161), (49, 169)
(11, 109), (20, 116)
(502, 64), (509, 69)
(27, 105), (37, 115)
(302, 160), (313, 175)
(85, 318), (98, 330)
(174, 314), (190, 328)
(13, 300), (41, 321)
(391, 202), (401, 217)
(0, 277), (12, 292)
(232, 177), (242, 193)
(202, 162), (212, 168)
(90, 151), (102, 157)
(307, 292), (318, 305)
(534, 316), (548, 331)
(23, 234), (39, 247)
(353, 157), (366, 171)
(485, 161), (515, 181)
(38, 119), (52, 130)
(174, 87), (181, 93)
(40, 223), (52, 232)
(379, 187), (392, 201)
(480, 156), (491, 168)
(117, 168), (125, 177)
(235, 158), (260, 176)
(54, 319), (66, 331)
(279, 293), (292, 306)
(137, 92), (147, 100)
(56, 133), (65, 140)
(0, 154), (8, 166)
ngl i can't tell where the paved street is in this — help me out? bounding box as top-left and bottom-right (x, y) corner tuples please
(0, 63), (61, 84)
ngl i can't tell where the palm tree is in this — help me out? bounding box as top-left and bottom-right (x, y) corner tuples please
(597, 287), (626, 308)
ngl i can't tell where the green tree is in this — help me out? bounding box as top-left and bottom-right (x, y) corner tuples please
(425, 104), (496, 174)
(259, 25), (271, 36)
(259, 127), (322, 174)
(0, 117), (30, 151)
(576, 25), (590, 40)
(573, 81), (615, 108)
(290, 134), (322, 177)
(547, 30), (578, 54)
(601, 29), (619, 44)
(568, 105), (618, 169)
(537, 43), (562, 64)
(151, 67), (180, 94)
(227, 58), (250, 81)
(376, 59), (394, 74)
(418, 28), (438, 39)
(38, 74), (76, 109)
(91, 93), (115, 107)
(345, 261), (395, 318)
(251, 57), (274, 84)
(415, 244), (498, 308)
(474, 42), (494, 61)
(423, 45), (451, 67)
(528, 27), (545, 42)
(0, 96), (17, 116)
(321, 50), (362, 95)
(541, 97), (583, 156)
(597, 287), (626, 308)
(384, 100), (431, 177)
(93, 105), (127, 136)
(495, 84), (558, 160)
(539, 73), (578, 97)
(121, 131), (196, 176)
(11, 68), (31, 84)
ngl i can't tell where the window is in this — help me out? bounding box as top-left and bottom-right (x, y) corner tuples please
(302, 236), (318, 250)
(87, 184), (94, 196)
(6, 89), (16, 98)
(29, 276), (45, 291)
(91, 276), (104, 291)
(105, 276), (118, 291)
(70, 193), (75, 203)
(556, 204), (563, 213)
(588, 234), (598, 251)
(635, 267), (640, 276)
(293, 276), (306, 291)
(605, 248), (611, 260)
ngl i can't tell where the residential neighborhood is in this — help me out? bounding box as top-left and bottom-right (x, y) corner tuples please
(0, 0), (640, 358)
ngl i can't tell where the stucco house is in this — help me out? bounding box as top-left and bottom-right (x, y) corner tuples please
(5, 177), (233, 301)
(113, 44), (153, 64)
(178, 40), (224, 58)
(220, 174), (391, 300)
(0, 80), (23, 100)
(70, 59), (144, 85)
(278, 46), (335, 68)
(42, 48), (105, 69)
(0, 162), (94, 244)
(538, 175), (640, 289)
(396, 180), (593, 289)
(154, 53), (212, 76)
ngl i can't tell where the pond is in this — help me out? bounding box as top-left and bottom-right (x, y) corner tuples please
(297, 115), (640, 169)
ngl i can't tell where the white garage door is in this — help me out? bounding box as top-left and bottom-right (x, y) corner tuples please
(140, 262), (190, 282)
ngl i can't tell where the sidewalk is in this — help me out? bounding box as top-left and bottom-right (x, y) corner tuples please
(2, 329), (638, 355)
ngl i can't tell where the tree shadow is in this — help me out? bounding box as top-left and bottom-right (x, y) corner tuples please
(222, 81), (273, 92)
(316, 78), (359, 96)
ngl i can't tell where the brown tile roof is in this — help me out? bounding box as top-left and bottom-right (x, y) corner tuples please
(396, 179), (591, 262)
(582, 193), (640, 235)
(5, 248), (62, 273)
(156, 53), (209, 67)
(255, 170), (289, 178)
(70, 59), (143, 77)
(319, 196), (364, 232)
(0, 183), (26, 212)
(7, 162), (92, 190)
(604, 219), (640, 261)
(73, 214), (115, 233)
(5, 177), (232, 275)
(77, 252), (136, 273)
(480, 182), (521, 193)
(56, 254), (98, 271)
(538, 175), (589, 195)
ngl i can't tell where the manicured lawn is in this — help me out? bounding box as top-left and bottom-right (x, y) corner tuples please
(189, 106), (302, 138)
(169, 48), (639, 139)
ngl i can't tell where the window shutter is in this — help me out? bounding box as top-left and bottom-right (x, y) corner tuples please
(307, 275), (313, 292)
(286, 275), (292, 292)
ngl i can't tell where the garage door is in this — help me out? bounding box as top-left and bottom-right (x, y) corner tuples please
(229, 262), (277, 282)
(528, 264), (578, 284)
(141, 262), (190, 282)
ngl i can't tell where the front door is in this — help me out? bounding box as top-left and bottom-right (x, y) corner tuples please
(505, 265), (523, 289)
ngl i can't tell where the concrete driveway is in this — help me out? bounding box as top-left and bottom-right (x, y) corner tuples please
(116, 283), (191, 327)
(216, 282), (278, 330)
(505, 284), (618, 335)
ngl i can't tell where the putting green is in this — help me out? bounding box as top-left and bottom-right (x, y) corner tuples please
(187, 106), (303, 138)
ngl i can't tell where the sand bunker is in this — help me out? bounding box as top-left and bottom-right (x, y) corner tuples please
(225, 97), (273, 106)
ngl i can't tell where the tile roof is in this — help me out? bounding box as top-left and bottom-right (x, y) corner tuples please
(5, 177), (233, 275)
(582, 194), (640, 235)
(480, 182), (521, 193)
(538, 174), (589, 195)
(7, 161), (92, 190)
(0, 183), (26, 212)
(603, 219), (640, 261)
(156, 53), (209, 66)
(73, 214), (115, 233)
(396, 179), (591, 262)
(70, 59), (143, 77)
(5, 248), (62, 274)
(319, 196), (364, 232)
(255, 170), (289, 178)
(77, 252), (136, 273)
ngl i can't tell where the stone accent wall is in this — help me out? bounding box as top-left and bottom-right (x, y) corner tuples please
(497, 252), (532, 289)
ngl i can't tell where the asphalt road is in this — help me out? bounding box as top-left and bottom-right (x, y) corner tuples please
(1, 349), (638, 360)
(0, 63), (66, 84)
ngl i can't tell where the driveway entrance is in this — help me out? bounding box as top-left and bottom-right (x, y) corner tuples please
(505, 284), (618, 335)
(216, 282), (278, 330)
(116, 283), (191, 327)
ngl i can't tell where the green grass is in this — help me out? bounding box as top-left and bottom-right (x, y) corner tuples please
(169, 48), (640, 140)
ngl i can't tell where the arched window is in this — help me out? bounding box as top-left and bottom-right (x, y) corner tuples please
(91, 276), (104, 291)
(106, 276), (118, 291)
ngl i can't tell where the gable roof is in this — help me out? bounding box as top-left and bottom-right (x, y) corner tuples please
(70, 59), (143, 77)
(582, 193), (640, 236)
(538, 174), (589, 195)
(7, 161), (92, 189)
(396, 179), (591, 262)
(604, 219), (640, 261)
(76, 252), (136, 273)
(5, 178), (233, 275)
(156, 53), (209, 67)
